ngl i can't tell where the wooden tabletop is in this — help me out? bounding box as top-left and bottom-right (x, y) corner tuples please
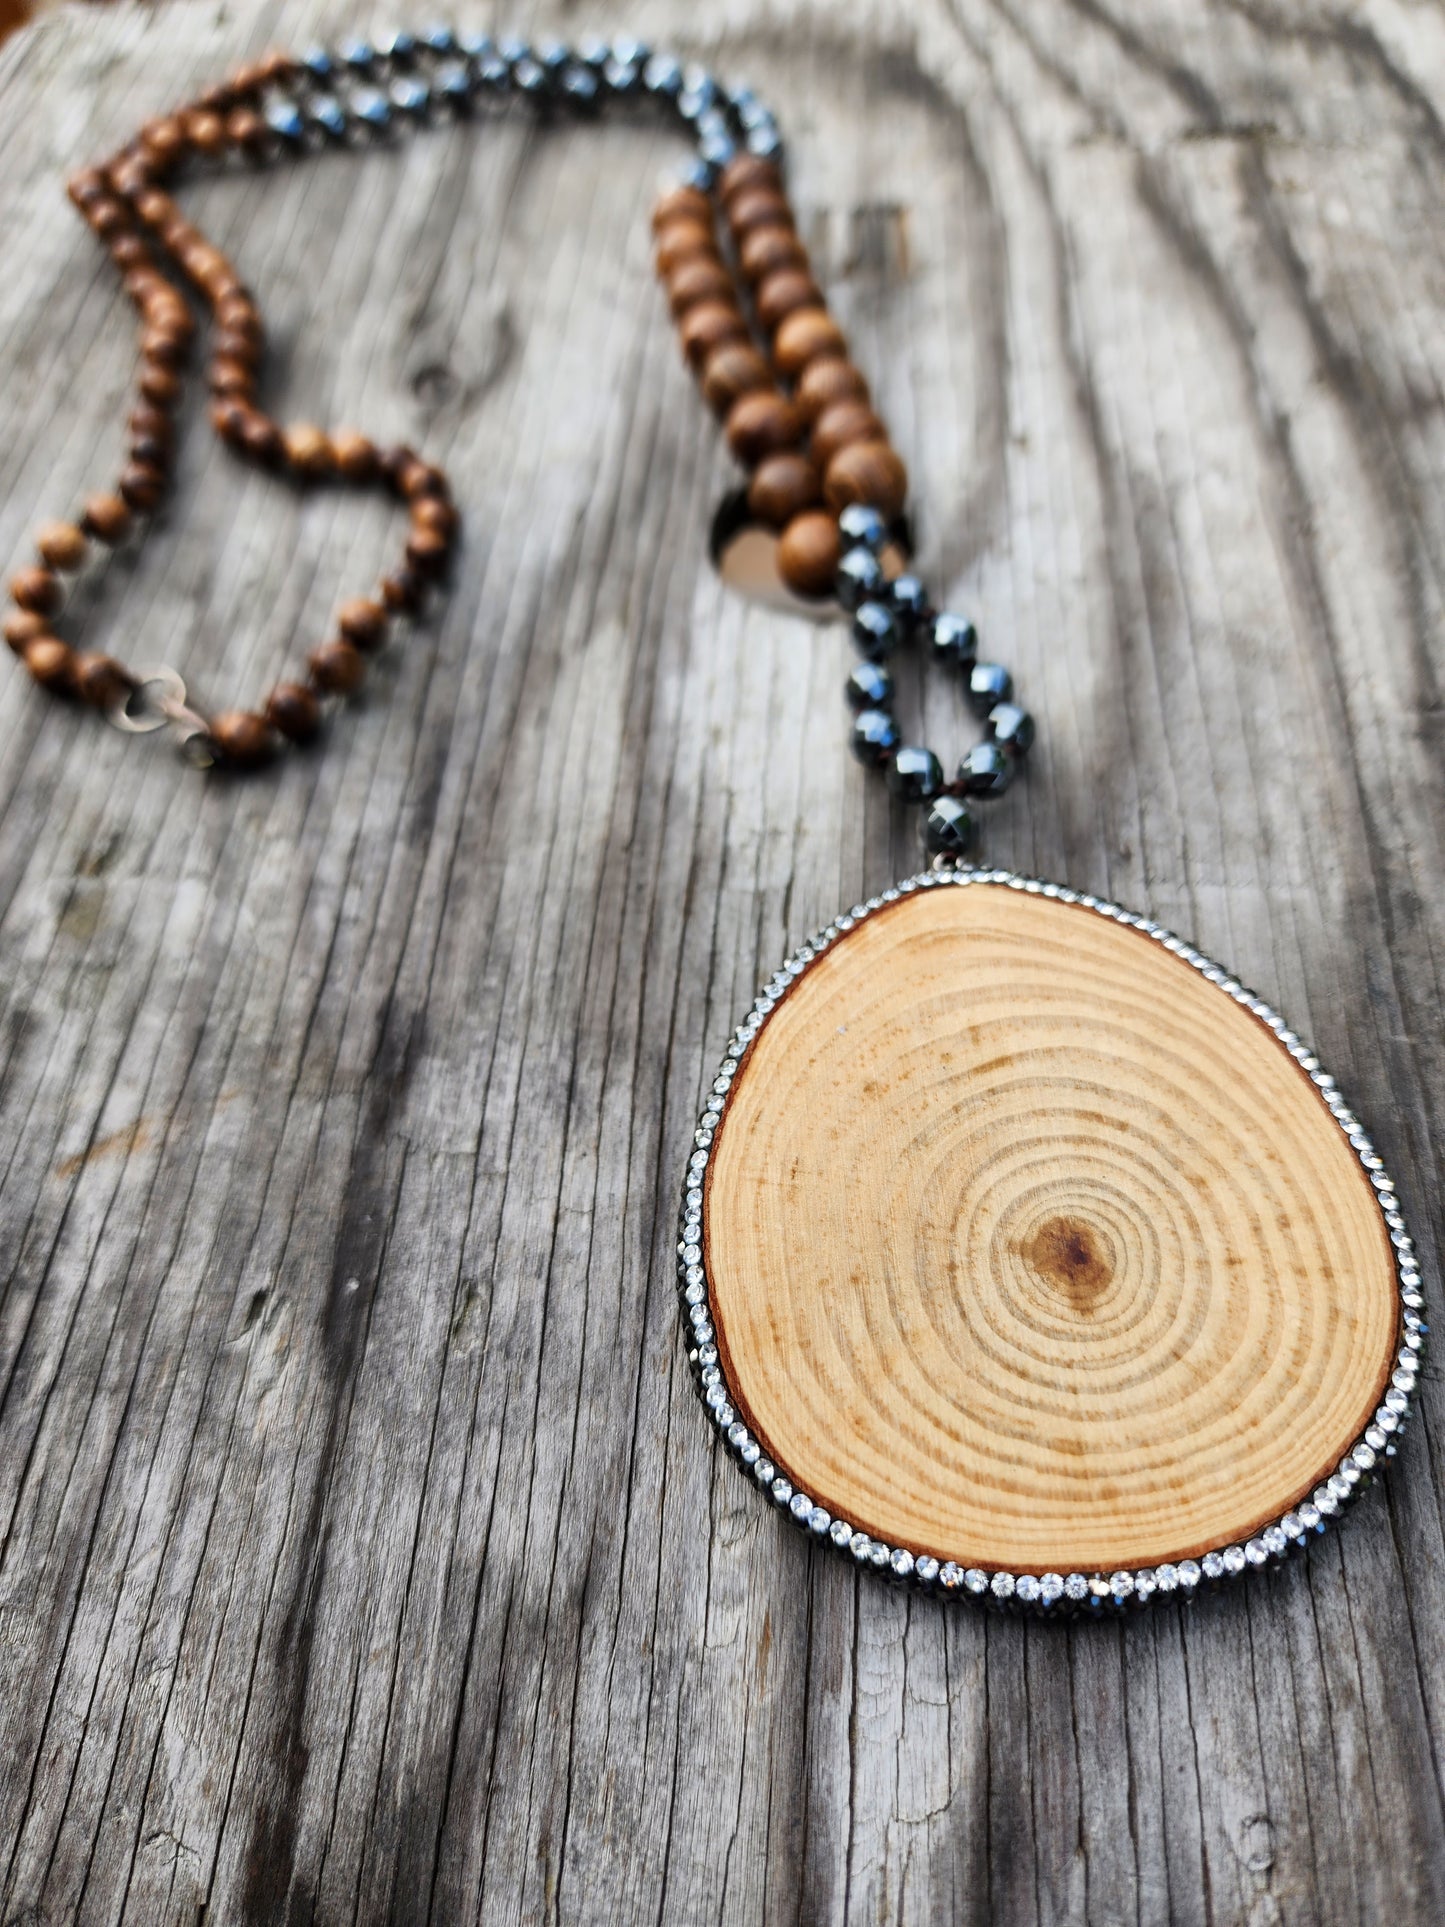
(1, 3), (1443, 1923)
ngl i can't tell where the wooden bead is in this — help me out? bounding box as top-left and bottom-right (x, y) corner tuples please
(679, 301), (749, 370)
(726, 189), (791, 236)
(87, 199), (128, 241)
(393, 453), (448, 501)
(209, 398), (247, 443)
(141, 118), (187, 171)
(332, 430), (378, 483)
(337, 597), (388, 651)
(747, 451), (822, 527)
(141, 325), (188, 368)
(216, 295), (262, 344)
(67, 167), (108, 210)
(718, 153), (782, 206)
(130, 435), (170, 474)
(185, 110), (227, 157)
(738, 225), (808, 286)
(119, 462), (167, 513)
(209, 709), (275, 767)
(4, 608), (48, 654)
(74, 651), (131, 709)
(238, 410), (283, 465)
(381, 567), (424, 613)
(110, 233), (150, 272)
(213, 326), (260, 368)
(666, 256), (736, 318)
(700, 342), (773, 417)
(755, 268), (823, 334)
(655, 221), (718, 277)
(725, 390), (804, 465)
(811, 400), (887, 468)
(824, 439), (909, 519)
(225, 108), (267, 156)
(35, 521), (87, 572)
(412, 497), (458, 539)
(82, 494), (132, 544)
(133, 187), (174, 229)
(139, 361), (182, 407)
(265, 680), (321, 742)
(651, 183), (712, 234)
(776, 509), (842, 597)
(23, 636), (76, 692)
(308, 638), (366, 694)
(284, 423), (334, 479)
(10, 566), (61, 617)
(209, 358), (254, 399)
(774, 307), (848, 378)
(406, 526), (451, 576)
(796, 356), (870, 421)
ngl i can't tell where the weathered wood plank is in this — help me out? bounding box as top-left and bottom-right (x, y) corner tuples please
(0, 2), (1443, 1922)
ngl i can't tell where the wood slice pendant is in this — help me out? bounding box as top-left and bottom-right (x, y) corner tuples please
(678, 871), (1422, 1609)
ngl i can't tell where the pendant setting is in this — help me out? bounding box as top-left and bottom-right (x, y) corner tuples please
(677, 869), (1422, 1610)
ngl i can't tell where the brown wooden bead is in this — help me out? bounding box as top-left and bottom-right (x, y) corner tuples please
(747, 451), (822, 527)
(824, 439), (909, 519)
(679, 301), (749, 370)
(74, 651), (131, 709)
(337, 597), (388, 651)
(332, 430), (378, 482)
(209, 398), (247, 444)
(719, 153), (782, 207)
(308, 638), (366, 694)
(10, 566), (61, 616)
(209, 358), (254, 400)
(726, 189), (792, 236)
(392, 453), (449, 502)
(141, 118), (187, 172)
(4, 608), (48, 654)
(811, 399), (887, 468)
(265, 680), (321, 742)
(655, 220), (718, 278)
(381, 567), (424, 614)
(226, 108), (267, 156)
(666, 256), (736, 318)
(82, 493), (132, 544)
(141, 325), (188, 369)
(213, 326), (260, 369)
(23, 636), (76, 692)
(700, 342), (773, 417)
(725, 390), (804, 465)
(283, 423), (334, 479)
(209, 709), (275, 767)
(777, 509), (842, 598)
(755, 268), (823, 334)
(651, 183), (712, 234)
(406, 526), (451, 577)
(130, 435), (170, 475)
(87, 199), (128, 241)
(216, 295), (262, 344)
(139, 361), (182, 407)
(118, 462), (167, 513)
(412, 496), (458, 539)
(67, 167), (108, 210)
(795, 356), (870, 422)
(739, 225), (808, 286)
(774, 307), (848, 378)
(132, 187), (174, 229)
(185, 109), (227, 157)
(238, 410), (283, 465)
(110, 233), (150, 272)
(108, 155), (151, 201)
(35, 521), (87, 572)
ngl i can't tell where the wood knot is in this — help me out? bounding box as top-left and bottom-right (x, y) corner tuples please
(1022, 1215), (1113, 1307)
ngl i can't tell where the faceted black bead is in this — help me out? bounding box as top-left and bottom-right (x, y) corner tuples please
(957, 740), (1014, 796)
(838, 503), (887, 551)
(265, 101), (305, 146)
(376, 29), (418, 64)
(746, 124), (784, 163)
(853, 600), (900, 662)
(698, 130), (738, 176)
(930, 612), (978, 671)
(458, 30), (497, 62)
(925, 793), (977, 856)
(497, 35), (532, 66)
(988, 701), (1035, 754)
(536, 40), (571, 78)
(390, 76), (431, 117)
(968, 662), (1013, 716)
(837, 546), (885, 612)
(435, 63), (473, 110)
(888, 745), (943, 803)
(512, 57), (547, 97)
(644, 52), (684, 97)
(888, 573), (930, 634)
(339, 37), (377, 71)
(576, 36), (611, 69)
(307, 96), (348, 141)
(847, 662), (894, 711)
(421, 24), (458, 56)
(851, 708), (900, 764)
(603, 56), (642, 94)
(563, 68), (601, 112)
(302, 45), (335, 81)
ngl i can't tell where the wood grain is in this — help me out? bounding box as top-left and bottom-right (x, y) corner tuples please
(0, 2), (1443, 1924)
(706, 880), (1400, 1571)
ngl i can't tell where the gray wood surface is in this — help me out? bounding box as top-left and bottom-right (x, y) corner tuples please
(1, 1), (1443, 1921)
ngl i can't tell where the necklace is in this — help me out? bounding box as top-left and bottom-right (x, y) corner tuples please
(4, 29), (1421, 1613)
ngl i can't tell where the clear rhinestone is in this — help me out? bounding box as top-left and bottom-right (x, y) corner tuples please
(789, 1491), (811, 1522)
(1154, 1564), (1179, 1592)
(1064, 1573), (1089, 1601)
(1201, 1552), (1225, 1580)
(1134, 1572), (1156, 1602)
(809, 1506), (831, 1535)
(1015, 1575), (1041, 1603)
(1264, 1527), (1288, 1556)
(829, 1518), (852, 1548)
(1366, 1426), (1388, 1451)
(1244, 1540), (1268, 1568)
(754, 1459), (774, 1485)
(1177, 1560), (1201, 1589)
(727, 1422), (747, 1449)
(1298, 1503), (1321, 1531)
(939, 1562), (963, 1590)
(771, 1477), (793, 1506)
(891, 1548), (915, 1579)
(740, 1441), (760, 1466)
(1088, 1576), (1112, 1603)
(868, 1541), (889, 1568)
(850, 1532), (870, 1559)
(916, 1555), (940, 1584)
(1313, 1486), (1339, 1515)
(1110, 1570), (1135, 1598)
(964, 1569), (989, 1595)
(1040, 1573), (1064, 1604)
(991, 1572), (1015, 1600)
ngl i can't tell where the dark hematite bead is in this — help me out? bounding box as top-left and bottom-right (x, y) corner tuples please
(957, 740), (1014, 796)
(853, 600), (899, 662)
(644, 53), (684, 97)
(513, 58), (547, 96)
(888, 573), (930, 633)
(377, 29), (417, 64)
(847, 661), (894, 710)
(968, 662), (1013, 715)
(604, 56), (642, 93)
(564, 69), (601, 112)
(435, 63), (472, 109)
(838, 503), (887, 551)
(302, 46), (334, 81)
(988, 701), (1035, 754)
(852, 708), (900, 764)
(925, 793), (977, 855)
(888, 745), (943, 802)
(930, 612), (978, 671)
(421, 24), (457, 56)
(536, 40), (570, 78)
(837, 546), (885, 612)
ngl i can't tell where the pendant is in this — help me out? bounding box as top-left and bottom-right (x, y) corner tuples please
(677, 869), (1421, 1610)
